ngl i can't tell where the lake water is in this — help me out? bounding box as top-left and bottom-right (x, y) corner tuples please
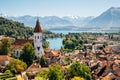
(46, 38), (63, 50)
(46, 30), (100, 50)
(51, 30), (106, 34)
(47, 30), (119, 50)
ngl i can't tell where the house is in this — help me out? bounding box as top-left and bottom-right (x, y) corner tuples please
(0, 55), (12, 66)
(26, 62), (41, 79)
(44, 49), (62, 64)
(92, 44), (103, 51)
(106, 44), (120, 53)
(11, 39), (33, 58)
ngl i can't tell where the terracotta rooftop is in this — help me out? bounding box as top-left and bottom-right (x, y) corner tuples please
(0, 55), (12, 62)
(11, 39), (33, 49)
(27, 62), (41, 72)
(34, 19), (42, 33)
(101, 73), (116, 80)
(51, 50), (61, 56)
(44, 48), (51, 53)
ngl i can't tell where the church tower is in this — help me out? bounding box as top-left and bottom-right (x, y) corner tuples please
(34, 19), (44, 57)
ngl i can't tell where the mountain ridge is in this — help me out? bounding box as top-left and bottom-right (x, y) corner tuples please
(4, 7), (120, 31)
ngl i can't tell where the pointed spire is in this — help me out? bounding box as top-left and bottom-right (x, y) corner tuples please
(34, 19), (42, 33)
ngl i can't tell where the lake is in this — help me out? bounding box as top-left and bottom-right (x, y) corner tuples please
(46, 30), (98, 50)
(46, 30), (118, 50)
(46, 38), (63, 50)
(51, 30), (107, 34)
(51, 29), (120, 34)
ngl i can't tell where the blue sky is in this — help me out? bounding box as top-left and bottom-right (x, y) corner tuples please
(0, 0), (120, 17)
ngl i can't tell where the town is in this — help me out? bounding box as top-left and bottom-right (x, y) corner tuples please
(0, 17), (120, 80)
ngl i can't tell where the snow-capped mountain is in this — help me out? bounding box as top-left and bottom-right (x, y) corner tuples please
(6, 7), (120, 31)
(7, 15), (93, 30)
(85, 7), (120, 31)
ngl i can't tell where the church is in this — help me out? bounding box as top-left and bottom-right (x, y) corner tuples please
(11, 19), (44, 58)
(33, 19), (44, 57)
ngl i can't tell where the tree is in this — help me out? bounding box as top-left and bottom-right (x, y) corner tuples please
(5, 59), (27, 74)
(42, 41), (49, 49)
(65, 61), (92, 80)
(71, 76), (85, 80)
(0, 38), (11, 55)
(36, 69), (49, 79)
(20, 42), (35, 66)
(34, 77), (46, 80)
(64, 57), (71, 65)
(48, 64), (63, 80)
(40, 56), (47, 67)
(64, 39), (75, 49)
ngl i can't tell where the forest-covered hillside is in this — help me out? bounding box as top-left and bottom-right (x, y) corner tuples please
(0, 17), (33, 38)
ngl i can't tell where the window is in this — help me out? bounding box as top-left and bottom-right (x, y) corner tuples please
(38, 36), (39, 39)
(37, 47), (40, 51)
(14, 50), (15, 53)
(35, 36), (36, 39)
(16, 51), (19, 56)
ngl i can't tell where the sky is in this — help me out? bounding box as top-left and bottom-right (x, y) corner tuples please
(0, 0), (120, 17)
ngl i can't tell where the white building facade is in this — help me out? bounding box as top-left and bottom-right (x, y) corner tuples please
(34, 19), (44, 57)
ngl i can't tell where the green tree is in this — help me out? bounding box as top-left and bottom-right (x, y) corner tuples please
(40, 56), (47, 67)
(64, 39), (75, 49)
(5, 59), (27, 74)
(64, 57), (71, 65)
(65, 61), (92, 80)
(34, 77), (46, 80)
(36, 69), (49, 79)
(20, 42), (35, 66)
(48, 64), (63, 80)
(0, 38), (11, 55)
(42, 41), (49, 49)
(71, 76), (85, 80)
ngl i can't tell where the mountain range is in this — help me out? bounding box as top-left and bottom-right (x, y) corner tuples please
(5, 7), (120, 32)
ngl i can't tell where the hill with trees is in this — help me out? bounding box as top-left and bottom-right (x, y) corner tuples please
(0, 17), (33, 38)
(0, 17), (64, 39)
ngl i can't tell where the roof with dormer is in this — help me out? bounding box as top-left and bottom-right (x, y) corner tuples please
(34, 19), (42, 33)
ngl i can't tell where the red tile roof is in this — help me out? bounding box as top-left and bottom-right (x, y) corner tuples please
(0, 55), (12, 62)
(44, 48), (51, 53)
(11, 39), (33, 49)
(34, 19), (42, 33)
(51, 50), (61, 56)
(27, 63), (41, 72)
